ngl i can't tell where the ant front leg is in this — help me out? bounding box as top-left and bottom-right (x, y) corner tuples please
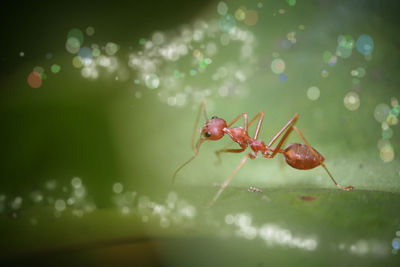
(206, 154), (251, 208)
(215, 147), (245, 165)
(227, 113), (249, 133)
(215, 112), (264, 164)
(212, 112), (248, 164)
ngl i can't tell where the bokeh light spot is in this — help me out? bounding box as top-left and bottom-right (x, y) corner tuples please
(235, 8), (246, 21)
(217, 1), (228, 16)
(356, 34), (374, 55)
(27, 72), (42, 88)
(377, 138), (391, 150)
(337, 35), (355, 49)
(386, 114), (398, 126)
(92, 48), (101, 57)
(374, 103), (391, 123)
(271, 58), (285, 74)
(307, 87), (320, 101)
(380, 145), (394, 162)
(66, 37), (81, 54)
(71, 177), (82, 188)
(287, 0), (296, 6)
(244, 10), (258, 26)
(139, 38), (146, 45)
(33, 66), (44, 74)
(78, 47), (93, 65)
(382, 128), (393, 139)
(336, 46), (352, 58)
(113, 183), (123, 194)
(86, 26), (95, 36)
(199, 59), (209, 68)
(390, 97), (399, 108)
(393, 238), (400, 250)
(67, 28), (84, 45)
(287, 32), (296, 44)
(105, 42), (119, 56)
(377, 138), (392, 150)
(72, 56), (84, 68)
(218, 14), (237, 33)
(356, 67), (366, 78)
(336, 35), (354, 59)
(145, 74), (160, 89)
(55, 199), (66, 212)
(279, 73), (288, 82)
(152, 32), (165, 46)
(193, 49), (202, 58)
(343, 92), (360, 111)
(50, 64), (61, 74)
(135, 91), (142, 98)
(392, 105), (400, 116)
(328, 56), (337, 66)
(321, 70), (329, 78)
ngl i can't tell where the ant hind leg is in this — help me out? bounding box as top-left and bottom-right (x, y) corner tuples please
(292, 126), (354, 191)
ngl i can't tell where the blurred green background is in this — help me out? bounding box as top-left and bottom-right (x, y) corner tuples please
(0, 0), (399, 266)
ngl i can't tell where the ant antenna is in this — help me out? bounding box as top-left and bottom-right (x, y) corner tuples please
(192, 101), (208, 150)
(172, 138), (204, 183)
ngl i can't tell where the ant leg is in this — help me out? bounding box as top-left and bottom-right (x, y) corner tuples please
(268, 125), (295, 158)
(292, 126), (354, 191)
(249, 111), (264, 139)
(263, 114), (299, 158)
(226, 111), (264, 137)
(215, 147), (245, 164)
(206, 154), (250, 208)
(192, 100), (209, 150)
(266, 125), (353, 191)
(216, 111), (264, 164)
(227, 113), (249, 133)
(267, 113), (299, 147)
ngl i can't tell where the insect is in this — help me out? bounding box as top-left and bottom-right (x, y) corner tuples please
(248, 186), (263, 193)
(172, 101), (354, 207)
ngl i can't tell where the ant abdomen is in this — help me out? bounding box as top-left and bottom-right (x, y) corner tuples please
(284, 143), (325, 170)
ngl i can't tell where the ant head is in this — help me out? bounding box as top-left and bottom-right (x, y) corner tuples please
(201, 116), (227, 141)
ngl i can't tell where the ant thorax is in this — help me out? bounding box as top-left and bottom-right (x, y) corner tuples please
(224, 127), (250, 148)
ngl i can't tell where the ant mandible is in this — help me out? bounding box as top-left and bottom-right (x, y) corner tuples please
(172, 101), (354, 207)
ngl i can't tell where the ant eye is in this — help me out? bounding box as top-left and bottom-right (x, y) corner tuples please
(211, 116), (218, 119)
(204, 131), (211, 138)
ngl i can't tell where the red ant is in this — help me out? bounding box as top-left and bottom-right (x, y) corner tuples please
(173, 101), (354, 207)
